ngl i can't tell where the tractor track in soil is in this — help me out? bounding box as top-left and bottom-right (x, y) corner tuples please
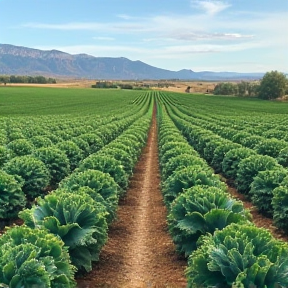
(76, 108), (187, 288)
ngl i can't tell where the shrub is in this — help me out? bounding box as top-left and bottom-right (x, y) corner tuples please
(162, 165), (227, 207)
(0, 170), (26, 219)
(33, 147), (70, 184)
(186, 223), (288, 288)
(7, 138), (34, 156)
(168, 186), (250, 257)
(249, 168), (287, 216)
(3, 155), (51, 200)
(19, 189), (108, 272)
(0, 226), (76, 287)
(59, 169), (119, 223)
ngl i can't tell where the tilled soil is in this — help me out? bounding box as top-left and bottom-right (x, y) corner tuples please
(225, 179), (288, 242)
(76, 110), (187, 288)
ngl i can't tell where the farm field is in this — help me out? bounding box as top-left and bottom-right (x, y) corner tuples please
(1, 87), (288, 288)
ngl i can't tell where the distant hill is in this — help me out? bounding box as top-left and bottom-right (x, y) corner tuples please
(0, 44), (264, 80)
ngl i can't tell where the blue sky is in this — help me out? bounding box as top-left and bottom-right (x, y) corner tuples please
(1, 0), (287, 72)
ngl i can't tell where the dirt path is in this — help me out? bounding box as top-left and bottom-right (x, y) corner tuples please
(76, 109), (187, 288)
(221, 177), (288, 242)
(227, 185), (288, 242)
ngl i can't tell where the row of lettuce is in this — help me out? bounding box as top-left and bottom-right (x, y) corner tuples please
(161, 92), (288, 234)
(0, 93), (153, 287)
(173, 98), (288, 167)
(156, 93), (288, 288)
(0, 93), (150, 220)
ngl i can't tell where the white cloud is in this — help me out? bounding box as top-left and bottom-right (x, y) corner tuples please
(190, 0), (231, 16)
(92, 36), (115, 41)
(165, 31), (254, 41)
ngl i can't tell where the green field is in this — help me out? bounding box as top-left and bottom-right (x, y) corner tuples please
(0, 87), (143, 116)
(1, 87), (288, 287)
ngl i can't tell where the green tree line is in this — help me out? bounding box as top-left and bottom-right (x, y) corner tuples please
(213, 71), (288, 100)
(0, 75), (56, 84)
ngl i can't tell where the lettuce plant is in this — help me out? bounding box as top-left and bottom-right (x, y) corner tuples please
(0, 170), (26, 219)
(33, 147), (70, 184)
(249, 168), (287, 216)
(263, 129), (288, 141)
(3, 155), (51, 200)
(7, 139), (34, 156)
(79, 154), (128, 195)
(160, 145), (198, 169)
(98, 147), (134, 175)
(222, 148), (256, 179)
(240, 135), (263, 149)
(236, 155), (280, 194)
(19, 189), (108, 272)
(0, 129), (7, 145)
(59, 169), (119, 223)
(71, 136), (90, 157)
(30, 135), (53, 148)
(0, 145), (13, 166)
(203, 139), (227, 164)
(211, 142), (241, 173)
(272, 177), (288, 232)
(56, 140), (84, 170)
(162, 165), (227, 207)
(231, 131), (251, 144)
(162, 154), (206, 180)
(159, 141), (194, 159)
(277, 147), (288, 167)
(0, 226), (76, 287)
(254, 138), (287, 158)
(77, 133), (104, 154)
(168, 186), (250, 256)
(186, 223), (288, 288)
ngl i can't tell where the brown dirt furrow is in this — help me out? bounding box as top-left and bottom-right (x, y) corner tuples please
(76, 109), (187, 288)
(225, 180), (288, 242)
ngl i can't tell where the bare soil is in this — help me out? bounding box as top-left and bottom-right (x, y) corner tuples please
(224, 178), (288, 242)
(76, 109), (187, 288)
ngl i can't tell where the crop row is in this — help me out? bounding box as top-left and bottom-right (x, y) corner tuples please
(156, 94), (288, 288)
(0, 93), (153, 287)
(0, 93), (151, 221)
(167, 96), (288, 166)
(158, 93), (288, 234)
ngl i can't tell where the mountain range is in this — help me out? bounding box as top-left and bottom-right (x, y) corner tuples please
(0, 44), (264, 80)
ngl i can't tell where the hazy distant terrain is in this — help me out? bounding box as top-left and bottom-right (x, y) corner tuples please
(0, 44), (264, 80)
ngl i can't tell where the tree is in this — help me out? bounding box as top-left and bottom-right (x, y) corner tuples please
(258, 70), (286, 100)
(213, 82), (237, 95)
